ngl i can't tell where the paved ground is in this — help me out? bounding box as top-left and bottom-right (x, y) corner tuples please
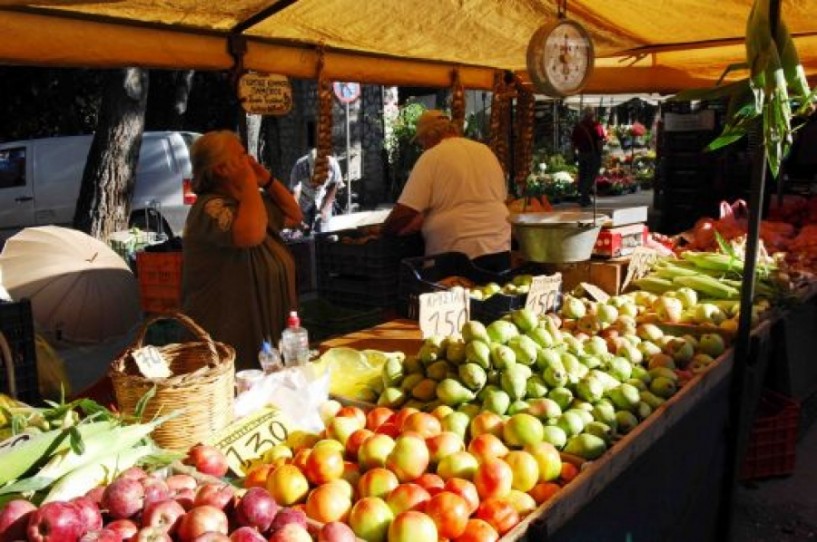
(54, 189), (817, 541)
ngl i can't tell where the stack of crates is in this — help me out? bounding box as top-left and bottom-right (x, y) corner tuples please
(0, 299), (39, 404)
(316, 229), (424, 310)
(135, 251), (184, 314)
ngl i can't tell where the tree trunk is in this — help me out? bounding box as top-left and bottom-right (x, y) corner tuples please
(73, 68), (149, 239)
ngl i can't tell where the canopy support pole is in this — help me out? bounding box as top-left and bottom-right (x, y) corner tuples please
(717, 3), (780, 539)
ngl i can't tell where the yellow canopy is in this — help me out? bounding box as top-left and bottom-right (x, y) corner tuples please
(1, 0), (816, 93)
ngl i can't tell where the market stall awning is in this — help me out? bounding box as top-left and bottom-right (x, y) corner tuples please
(1, 0), (816, 93)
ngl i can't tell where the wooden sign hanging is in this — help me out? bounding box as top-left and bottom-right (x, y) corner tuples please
(237, 73), (293, 116)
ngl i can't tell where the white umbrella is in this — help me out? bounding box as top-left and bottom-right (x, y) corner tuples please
(0, 225), (141, 343)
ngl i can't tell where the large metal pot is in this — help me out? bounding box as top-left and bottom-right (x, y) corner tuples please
(509, 211), (604, 263)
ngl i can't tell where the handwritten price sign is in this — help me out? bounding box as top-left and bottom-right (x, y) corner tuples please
(419, 288), (470, 338)
(622, 246), (660, 290)
(207, 407), (291, 476)
(524, 273), (563, 317)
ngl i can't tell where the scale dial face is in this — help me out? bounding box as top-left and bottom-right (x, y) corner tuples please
(527, 19), (595, 97)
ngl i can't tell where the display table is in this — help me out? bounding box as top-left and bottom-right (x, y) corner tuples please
(317, 317), (777, 541)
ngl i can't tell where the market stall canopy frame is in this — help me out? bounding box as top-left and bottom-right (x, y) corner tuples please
(1, 0), (816, 93)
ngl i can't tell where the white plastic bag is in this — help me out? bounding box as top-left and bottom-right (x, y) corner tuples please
(233, 364), (329, 433)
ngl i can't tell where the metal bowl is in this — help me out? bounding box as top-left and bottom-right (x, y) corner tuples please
(509, 211), (604, 263)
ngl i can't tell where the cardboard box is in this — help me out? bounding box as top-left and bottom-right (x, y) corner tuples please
(593, 224), (648, 258)
(530, 259), (629, 296)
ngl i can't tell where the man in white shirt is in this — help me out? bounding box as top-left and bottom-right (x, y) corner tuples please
(383, 110), (511, 272)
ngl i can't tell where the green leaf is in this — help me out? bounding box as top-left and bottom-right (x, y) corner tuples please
(134, 386), (157, 420)
(68, 426), (85, 455)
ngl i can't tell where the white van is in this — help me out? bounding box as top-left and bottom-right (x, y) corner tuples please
(0, 131), (201, 242)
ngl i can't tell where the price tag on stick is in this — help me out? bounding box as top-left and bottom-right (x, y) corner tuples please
(525, 273), (563, 317)
(207, 407), (292, 476)
(623, 247), (660, 290)
(419, 288), (470, 339)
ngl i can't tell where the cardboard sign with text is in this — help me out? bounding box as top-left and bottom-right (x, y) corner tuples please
(524, 273), (563, 317)
(419, 288), (470, 338)
(623, 247), (660, 290)
(238, 73), (293, 116)
(207, 406), (293, 476)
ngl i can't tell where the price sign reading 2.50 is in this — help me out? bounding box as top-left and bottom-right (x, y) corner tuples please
(525, 273), (563, 317)
(419, 288), (470, 338)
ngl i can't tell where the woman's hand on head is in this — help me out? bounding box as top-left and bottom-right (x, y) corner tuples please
(249, 156), (272, 188)
(220, 155), (256, 195)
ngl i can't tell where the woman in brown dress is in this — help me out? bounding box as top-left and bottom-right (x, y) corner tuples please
(182, 131), (303, 369)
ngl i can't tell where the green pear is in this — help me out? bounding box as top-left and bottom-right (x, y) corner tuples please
(486, 319), (520, 344)
(536, 348), (564, 373)
(442, 411), (471, 439)
(400, 373), (425, 392)
(548, 387), (574, 411)
(403, 355), (425, 375)
(482, 389), (511, 415)
(465, 340), (492, 369)
(510, 307), (539, 333)
(382, 356), (404, 387)
(543, 365), (568, 389)
(459, 363), (488, 391)
(426, 360), (451, 381)
(555, 411), (586, 437)
(639, 390), (665, 409)
(583, 421), (614, 444)
(457, 403), (481, 419)
(445, 338), (467, 364)
(625, 378), (647, 392)
(589, 369), (621, 392)
(526, 375), (549, 399)
(607, 383), (641, 412)
(527, 327), (554, 349)
(477, 384), (501, 402)
(631, 364), (651, 383)
(615, 410), (639, 434)
(411, 378), (438, 401)
(508, 335), (539, 366)
(378, 387), (406, 408)
(650, 376), (678, 399)
(566, 408), (594, 426)
(436, 378), (475, 406)
(564, 433), (607, 460)
(635, 401), (653, 421)
(591, 401), (617, 429)
(526, 397), (563, 420)
(541, 425), (568, 449)
(606, 357), (633, 382)
(462, 320), (490, 343)
(500, 365), (529, 400)
(508, 399), (531, 416)
(490, 344), (517, 370)
(576, 375), (604, 403)
(418, 343), (441, 365)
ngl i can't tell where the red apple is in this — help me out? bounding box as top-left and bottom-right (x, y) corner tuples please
(268, 508), (306, 532)
(193, 483), (235, 511)
(268, 523), (311, 542)
(318, 521), (356, 542)
(105, 519), (139, 541)
(134, 526), (173, 542)
(229, 526), (266, 542)
(79, 528), (123, 542)
(176, 506), (228, 542)
(166, 475), (198, 493)
(234, 487), (278, 532)
(142, 499), (186, 534)
(27, 502), (85, 542)
(175, 488), (197, 511)
(85, 487), (106, 505)
(191, 533), (230, 542)
(0, 498), (37, 541)
(184, 445), (229, 478)
(385, 483), (431, 515)
(102, 477), (146, 519)
(71, 496), (104, 533)
(119, 467), (148, 481)
(141, 477), (171, 506)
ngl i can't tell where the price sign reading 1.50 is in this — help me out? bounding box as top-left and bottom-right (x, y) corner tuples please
(524, 273), (563, 317)
(419, 288), (470, 338)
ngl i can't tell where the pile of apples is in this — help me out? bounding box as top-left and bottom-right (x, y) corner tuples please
(0, 445), (322, 542)
(242, 403), (578, 542)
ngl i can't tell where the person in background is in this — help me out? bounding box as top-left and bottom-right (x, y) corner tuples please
(571, 106), (606, 207)
(289, 127), (344, 232)
(182, 131), (303, 370)
(382, 109), (511, 272)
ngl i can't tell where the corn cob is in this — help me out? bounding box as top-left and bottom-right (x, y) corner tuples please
(0, 416), (170, 495)
(0, 420), (117, 485)
(672, 275), (740, 300)
(681, 252), (744, 272)
(43, 444), (157, 503)
(632, 277), (675, 294)
(652, 262), (701, 280)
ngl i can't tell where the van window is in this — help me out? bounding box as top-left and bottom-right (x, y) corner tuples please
(136, 138), (175, 175)
(0, 147), (26, 189)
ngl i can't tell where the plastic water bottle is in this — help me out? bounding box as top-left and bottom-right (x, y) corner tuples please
(258, 340), (283, 374)
(281, 311), (310, 366)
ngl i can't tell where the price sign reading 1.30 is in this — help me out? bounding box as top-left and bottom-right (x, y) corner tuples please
(419, 288), (470, 339)
(207, 407), (291, 476)
(525, 273), (563, 317)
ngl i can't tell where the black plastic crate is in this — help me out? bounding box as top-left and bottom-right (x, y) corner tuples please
(0, 299), (39, 404)
(315, 230), (424, 280)
(397, 252), (529, 324)
(299, 298), (384, 342)
(318, 273), (400, 309)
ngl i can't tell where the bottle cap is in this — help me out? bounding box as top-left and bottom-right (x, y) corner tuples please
(261, 340), (273, 354)
(287, 311), (300, 327)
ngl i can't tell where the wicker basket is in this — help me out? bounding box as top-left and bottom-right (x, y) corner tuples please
(109, 313), (235, 451)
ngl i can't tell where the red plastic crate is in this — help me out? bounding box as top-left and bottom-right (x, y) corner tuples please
(740, 390), (800, 480)
(136, 252), (183, 314)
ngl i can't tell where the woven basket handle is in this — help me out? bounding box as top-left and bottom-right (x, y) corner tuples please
(133, 312), (218, 362)
(0, 331), (16, 399)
